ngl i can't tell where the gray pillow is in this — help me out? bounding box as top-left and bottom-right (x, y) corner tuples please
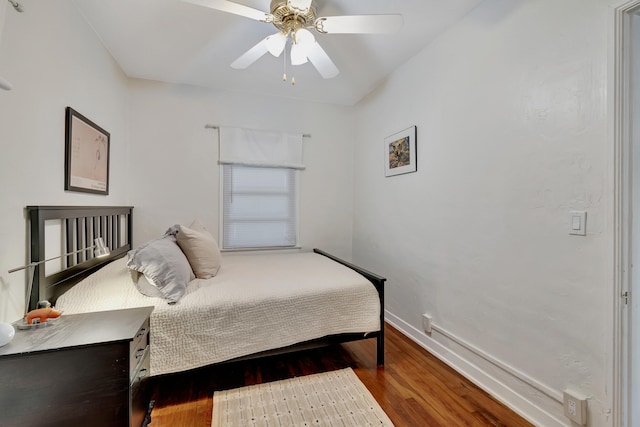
(127, 236), (195, 303)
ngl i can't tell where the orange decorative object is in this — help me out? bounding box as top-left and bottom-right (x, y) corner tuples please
(25, 308), (62, 325)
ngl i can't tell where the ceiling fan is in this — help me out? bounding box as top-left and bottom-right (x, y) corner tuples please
(182, 0), (403, 83)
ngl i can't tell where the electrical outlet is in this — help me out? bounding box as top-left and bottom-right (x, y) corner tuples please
(563, 389), (587, 425)
(422, 314), (432, 334)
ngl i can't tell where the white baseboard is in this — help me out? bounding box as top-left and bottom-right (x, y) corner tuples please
(384, 310), (570, 427)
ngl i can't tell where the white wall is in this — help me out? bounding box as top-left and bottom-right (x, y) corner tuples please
(0, 0), (130, 323)
(353, 0), (612, 425)
(128, 80), (356, 257)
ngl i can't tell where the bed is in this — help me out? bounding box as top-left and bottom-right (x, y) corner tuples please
(25, 206), (386, 376)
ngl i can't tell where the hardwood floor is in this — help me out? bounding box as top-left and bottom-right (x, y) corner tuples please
(148, 323), (533, 426)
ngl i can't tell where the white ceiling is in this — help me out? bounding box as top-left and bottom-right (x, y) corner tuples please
(72, 0), (483, 105)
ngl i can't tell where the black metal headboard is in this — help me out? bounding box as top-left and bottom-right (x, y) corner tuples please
(27, 206), (133, 310)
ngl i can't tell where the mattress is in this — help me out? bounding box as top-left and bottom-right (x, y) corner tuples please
(56, 251), (380, 376)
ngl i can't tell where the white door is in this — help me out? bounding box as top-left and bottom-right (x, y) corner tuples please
(632, 12), (640, 426)
(616, 2), (640, 425)
(629, 10), (640, 427)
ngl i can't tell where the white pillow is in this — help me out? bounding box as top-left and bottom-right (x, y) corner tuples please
(127, 236), (195, 303)
(176, 219), (221, 279)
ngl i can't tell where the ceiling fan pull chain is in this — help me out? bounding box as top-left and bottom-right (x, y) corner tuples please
(282, 41), (288, 82)
(289, 39), (295, 86)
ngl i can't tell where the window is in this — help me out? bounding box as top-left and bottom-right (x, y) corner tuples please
(217, 126), (305, 250)
(221, 164), (298, 249)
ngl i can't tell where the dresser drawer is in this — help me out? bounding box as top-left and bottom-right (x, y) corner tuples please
(131, 345), (150, 386)
(129, 318), (149, 374)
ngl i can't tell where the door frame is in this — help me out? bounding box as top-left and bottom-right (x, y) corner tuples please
(611, 1), (640, 426)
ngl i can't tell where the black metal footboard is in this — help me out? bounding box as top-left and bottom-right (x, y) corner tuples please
(313, 248), (386, 366)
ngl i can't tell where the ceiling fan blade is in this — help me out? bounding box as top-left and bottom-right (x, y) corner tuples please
(315, 14), (403, 34)
(231, 37), (270, 69)
(306, 42), (339, 79)
(182, 0), (269, 22)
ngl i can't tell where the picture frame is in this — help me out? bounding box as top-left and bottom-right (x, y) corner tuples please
(384, 126), (417, 177)
(65, 107), (110, 195)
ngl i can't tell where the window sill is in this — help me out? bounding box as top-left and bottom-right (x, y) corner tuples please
(220, 246), (302, 253)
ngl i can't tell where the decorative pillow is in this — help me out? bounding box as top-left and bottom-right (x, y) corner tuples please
(176, 219), (222, 279)
(126, 236), (195, 303)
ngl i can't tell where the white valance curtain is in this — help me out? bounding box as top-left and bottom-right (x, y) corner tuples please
(218, 127), (305, 170)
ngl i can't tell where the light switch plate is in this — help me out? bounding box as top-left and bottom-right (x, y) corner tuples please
(569, 211), (587, 236)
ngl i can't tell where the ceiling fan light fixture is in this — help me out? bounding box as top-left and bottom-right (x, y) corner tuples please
(294, 28), (315, 48)
(290, 42), (308, 65)
(265, 31), (287, 57)
(291, 28), (314, 65)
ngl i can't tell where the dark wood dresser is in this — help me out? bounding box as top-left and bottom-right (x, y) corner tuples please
(0, 306), (154, 427)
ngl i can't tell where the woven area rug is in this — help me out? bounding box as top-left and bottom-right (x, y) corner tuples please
(212, 368), (394, 427)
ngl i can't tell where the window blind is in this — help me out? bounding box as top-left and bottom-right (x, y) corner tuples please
(222, 164), (298, 249)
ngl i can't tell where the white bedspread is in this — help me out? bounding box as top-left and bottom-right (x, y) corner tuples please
(56, 252), (380, 376)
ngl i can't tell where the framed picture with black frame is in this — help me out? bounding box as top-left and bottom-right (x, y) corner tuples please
(64, 107), (110, 195)
(384, 125), (417, 177)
